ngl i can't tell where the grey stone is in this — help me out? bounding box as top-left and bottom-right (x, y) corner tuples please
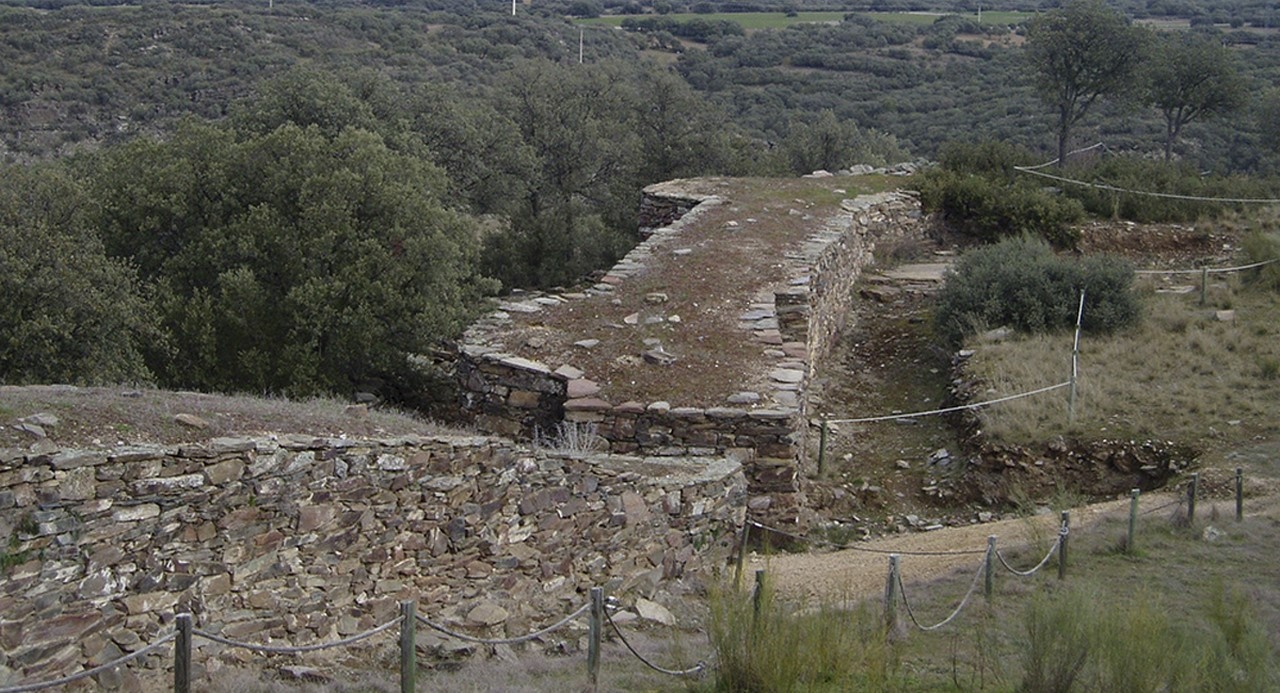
(573, 339), (601, 350)
(173, 413), (210, 429)
(727, 391), (761, 405)
(634, 598), (676, 626)
(466, 602), (509, 626)
(20, 413), (59, 428)
(769, 369), (804, 384)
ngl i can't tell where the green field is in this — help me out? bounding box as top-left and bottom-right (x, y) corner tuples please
(579, 10), (1031, 30)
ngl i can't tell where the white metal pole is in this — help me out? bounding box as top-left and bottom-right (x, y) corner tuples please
(1069, 289), (1085, 424)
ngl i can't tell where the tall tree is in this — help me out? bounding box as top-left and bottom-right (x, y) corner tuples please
(1147, 32), (1247, 161)
(1025, 0), (1147, 168)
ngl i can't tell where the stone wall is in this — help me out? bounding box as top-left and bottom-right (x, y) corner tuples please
(0, 436), (743, 686)
(454, 185), (924, 511)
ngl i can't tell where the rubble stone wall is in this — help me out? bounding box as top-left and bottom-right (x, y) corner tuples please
(0, 436), (744, 685)
(455, 187), (924, 504)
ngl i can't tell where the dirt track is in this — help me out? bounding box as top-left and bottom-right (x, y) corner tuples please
(747, 492), (1182, 602)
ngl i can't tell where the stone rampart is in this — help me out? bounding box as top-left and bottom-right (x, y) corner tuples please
(454, 181), (924, 519)
(0, 436), (743, 685)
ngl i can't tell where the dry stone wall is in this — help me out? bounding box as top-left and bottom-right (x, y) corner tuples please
(0, 436), (743, 686)
(454, 183), (924, 520)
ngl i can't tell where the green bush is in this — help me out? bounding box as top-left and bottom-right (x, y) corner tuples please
(918, 169), (1084, 248)
(937, 140), (1039, 180)
(935, 237), (1139, 345)
(1242, 230), (1280, 291)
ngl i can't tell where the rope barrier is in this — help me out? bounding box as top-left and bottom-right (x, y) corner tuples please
(603, 606), (707, 677)
(0, 632), (176, 693)
(994, 531), (1062, 577)
(821, 381), (1071, 426)
(895, 549), (989, 632)
(193, 617), (399, 654)
(1015, 165), (1280, 204)
(1140, 498), (1183, 517)
(415, 602), (590, 645)
(747, 520), (987, 556)
(1134, 258), (1280, 275)
(1019, 142), (1107, 171)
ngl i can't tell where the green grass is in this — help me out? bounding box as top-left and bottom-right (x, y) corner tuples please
(580, 11), (1031, 31)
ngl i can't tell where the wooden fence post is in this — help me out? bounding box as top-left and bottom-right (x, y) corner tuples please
(1057, 511), (1069, 581)
(984, 536), (995, 601)
(751, 569), (766, 627)
(1127, 488), (1139, 554)
(399, 600), (416, 693)
(174, 613), (192, 693)
(588, 587), (603, 691)
(1200, 267), (1209, 306)
(885, 555), (900, 635)
(1236, 467), (1244, 522)
(1188, 473), (1199, 524)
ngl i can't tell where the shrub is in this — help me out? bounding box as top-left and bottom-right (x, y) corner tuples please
(1020, 589), (1093, 693)
(935, 237), (1139, 345)
(1241, 230), (1280, 291)
(917, 169), (1084, 248)
(937, 140), (1039, 180)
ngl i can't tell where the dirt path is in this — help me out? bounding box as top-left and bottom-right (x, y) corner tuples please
(747, 492), (1181, 602)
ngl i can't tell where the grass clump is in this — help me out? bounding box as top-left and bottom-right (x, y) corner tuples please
(1017, 584), (1275, 692)
(707, 576), (899, 692)
(1241, 230), (1280, 291)
(934, 237), (1138, 346)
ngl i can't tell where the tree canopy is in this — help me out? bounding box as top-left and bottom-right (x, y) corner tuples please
(1146, 32), (1247, 161)
(1025, 0), (1148, 167)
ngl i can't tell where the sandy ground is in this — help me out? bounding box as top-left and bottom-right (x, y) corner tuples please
(746, 492), (1183, 602)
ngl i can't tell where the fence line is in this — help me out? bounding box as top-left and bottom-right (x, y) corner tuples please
(747, 519), (987, 556)
(1014, 165), (1280, 204)
(415, 602), (590, 645)
(821, 381), (1071, 426)
(603, 605), (708, 677)
(993, 529), (1063, 577)
(894, 549), (989, 632)
(194, 618), (400, 654)
(0, 632), (176, 693)
(1134, 258), (1280, 275)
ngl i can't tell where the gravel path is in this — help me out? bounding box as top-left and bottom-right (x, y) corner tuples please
(747, 493), (1180, 602)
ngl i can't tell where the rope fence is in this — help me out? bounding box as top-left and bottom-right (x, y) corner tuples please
(0, 467), (1249, 692)
(603, 604), (708, 677)
(193, 617), (400, 654)
(1014, 164), (1280, 204)
(819, 381), (1071, 427)
(415, 601), (590, 645)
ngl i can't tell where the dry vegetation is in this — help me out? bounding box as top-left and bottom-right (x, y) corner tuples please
(0, 386), (461, 450)
(965, 279), (1280, 461)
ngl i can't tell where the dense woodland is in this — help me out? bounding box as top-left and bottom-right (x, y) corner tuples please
(4, 0), (1280, 403)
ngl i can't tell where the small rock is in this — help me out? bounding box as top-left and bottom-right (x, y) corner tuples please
(466, 602), (510, 627)
(634, 598), (676, 627)
(1215, 310), (1235, 322)
(1202, 526), (1223, 542)
(643, 348), (677, 366)
(623, 313), (641, 325)
(525, 337), (547, 349)
(977, 512), (994, 523)
(573, 339), (600, 349)
(20, 413), (59, 428)
(673, 248), (692, 256)
(173, 414), (209, 429)
(567, 379), (601, 399)
(727, 391), (761, 405)
(279, 666), (330, 683)
(667, 315), (681, 323)
(895, 460), (910, 470)
(645, 292), (669, 304)
(14, 423), (45, 439)
(554, 365), (585, 379)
